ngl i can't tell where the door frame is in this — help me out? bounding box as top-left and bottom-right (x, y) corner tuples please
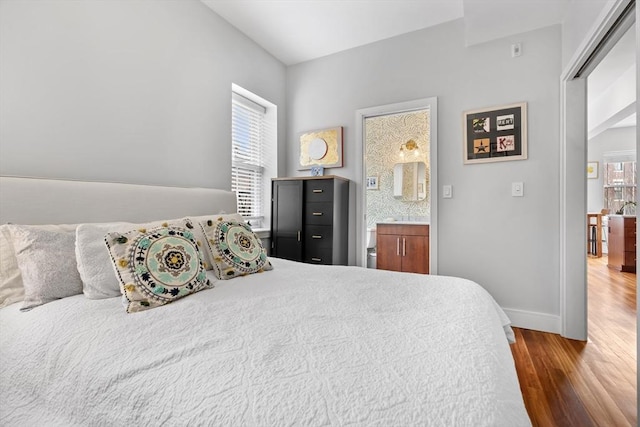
(354, 97), (438, 273)
(559, 0), (636, 340)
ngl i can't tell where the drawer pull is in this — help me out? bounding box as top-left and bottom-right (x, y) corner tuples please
(297, 230), (301, 242)
(312, 212), (323, 216)
(311, 257), (322, 262)
(312, 235), (322, 239)
(312, 189), (323, 193)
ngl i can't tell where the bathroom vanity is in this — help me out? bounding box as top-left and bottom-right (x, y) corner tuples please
(376, 223), (429, 274)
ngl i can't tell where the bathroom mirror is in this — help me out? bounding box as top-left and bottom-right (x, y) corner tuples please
(393, 162), (427, 201)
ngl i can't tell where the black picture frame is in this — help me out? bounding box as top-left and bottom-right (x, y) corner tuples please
(463, 102), (527, 164)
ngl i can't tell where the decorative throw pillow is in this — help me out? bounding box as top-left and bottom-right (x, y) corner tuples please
(76, 217), (213, 300)
(8, 224), (84, 311)
(190, 213), (244, 233)
(186, 213), (244, 269)
(105, 219), (213, 313)
(200, 218), (273, 280)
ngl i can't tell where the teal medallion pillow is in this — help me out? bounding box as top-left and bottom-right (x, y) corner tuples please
(105, 219), (213, 313)
(200, 219), (273, 280)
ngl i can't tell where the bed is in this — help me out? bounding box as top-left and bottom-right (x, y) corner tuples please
(0, 176), (531, 426)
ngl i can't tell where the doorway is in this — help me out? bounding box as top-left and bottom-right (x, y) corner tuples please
(354, 97), (438, 272)
(560, 1), (636, 340)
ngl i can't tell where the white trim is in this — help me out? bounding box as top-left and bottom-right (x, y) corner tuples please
(252, 228), (270, 239)
(354, 97), (438, 273)
(502, 308), (561, 334)
(562, 1), (633, 80)
(231, 83), (277, 232)
(559, 0), (633, 340)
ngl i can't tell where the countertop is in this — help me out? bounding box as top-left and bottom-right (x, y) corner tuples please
(376, 221), (430, 225)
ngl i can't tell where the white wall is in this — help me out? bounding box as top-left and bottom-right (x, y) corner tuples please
(0, 0), (286, 189)
(587, 126), (637, 212)
(286, 20), (562, 331)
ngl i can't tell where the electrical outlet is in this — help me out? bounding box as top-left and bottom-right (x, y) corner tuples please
(443, 185), (452, 199)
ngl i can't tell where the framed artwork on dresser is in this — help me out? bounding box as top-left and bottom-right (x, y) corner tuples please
(298, 126), (343, 170)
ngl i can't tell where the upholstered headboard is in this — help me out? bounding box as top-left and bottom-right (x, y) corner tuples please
(0, 176), (238, 225)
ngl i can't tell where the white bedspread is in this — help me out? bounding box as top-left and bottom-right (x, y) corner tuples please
(0, 258), (530, 426)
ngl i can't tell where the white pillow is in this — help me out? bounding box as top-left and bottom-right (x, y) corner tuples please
(9, 224), (83, 311)
(76, 222), (142, 299)
(0, 225), (24, 308)
(1, 223), (78, 308)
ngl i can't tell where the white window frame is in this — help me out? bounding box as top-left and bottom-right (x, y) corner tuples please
(231, 84), (277, 230)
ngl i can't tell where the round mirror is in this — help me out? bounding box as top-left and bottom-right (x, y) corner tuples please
(308, 138), (328, 160)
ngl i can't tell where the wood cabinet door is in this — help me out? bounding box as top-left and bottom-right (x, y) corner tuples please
(607, 217), (624, 270)
(271, 180), (303, 261)
(376, 234), (402, 272)
(401, 235), (429, 274)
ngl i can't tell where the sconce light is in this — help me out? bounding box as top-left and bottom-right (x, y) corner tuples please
(399, 139), (420, 158)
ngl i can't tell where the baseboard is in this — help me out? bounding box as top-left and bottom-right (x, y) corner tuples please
(502, 308), (561, 334)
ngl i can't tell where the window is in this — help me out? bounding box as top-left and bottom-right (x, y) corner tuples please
(231, 91), (267, 228)
(603, 152), (636, 214)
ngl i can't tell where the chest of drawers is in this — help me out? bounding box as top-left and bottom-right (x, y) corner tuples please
(607, 215), (636, 273)
(271, 176), (349, 265)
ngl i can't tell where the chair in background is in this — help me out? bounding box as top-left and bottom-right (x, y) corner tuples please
(600, 208), (610, 254)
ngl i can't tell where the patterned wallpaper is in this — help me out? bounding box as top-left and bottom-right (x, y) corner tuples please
(365, 110), (430, 229)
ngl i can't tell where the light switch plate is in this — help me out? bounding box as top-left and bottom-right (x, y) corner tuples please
(443, 185), (452, 199)
(512, 182), (524, 197)
(511, 43), (522, 57)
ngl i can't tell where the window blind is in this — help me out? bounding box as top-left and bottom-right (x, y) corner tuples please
(232, 92), (266, 226)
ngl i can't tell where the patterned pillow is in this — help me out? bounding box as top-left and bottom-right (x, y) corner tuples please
(105, 219), (213, 313)
(77, 216), (216, 300)
(200, 219), (273, 280)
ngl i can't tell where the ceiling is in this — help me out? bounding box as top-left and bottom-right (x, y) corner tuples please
(201, 0), (570, 66)
(201, 0), (635, 132)
(588, 24), (637, 134)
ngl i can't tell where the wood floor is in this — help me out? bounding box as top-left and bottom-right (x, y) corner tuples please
(510, 256), (637, 427)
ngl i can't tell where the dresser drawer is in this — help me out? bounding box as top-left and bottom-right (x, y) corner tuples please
(305, 202), (333, 225)
(304, 247), (333, 265)
(305, 225), (333, 249)
(305, 180), (334, 202)
(624, 235), (636, 249)
(624, 251), (636, 265)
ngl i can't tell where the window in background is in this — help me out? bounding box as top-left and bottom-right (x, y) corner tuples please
(231, 85), (277, 229)
(603, 157), (636, 214)
(232, 92), (265, 227)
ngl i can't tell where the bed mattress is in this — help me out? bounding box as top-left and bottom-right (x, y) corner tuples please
(0, 258), (530, 426)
